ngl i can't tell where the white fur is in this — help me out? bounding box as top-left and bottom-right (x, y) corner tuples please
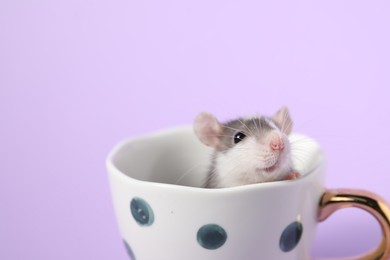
(213, 129), (292, 188)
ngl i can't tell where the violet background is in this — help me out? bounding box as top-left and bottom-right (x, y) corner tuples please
(1, 0), (389, 259)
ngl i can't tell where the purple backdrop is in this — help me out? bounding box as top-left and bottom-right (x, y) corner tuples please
(1, 0), (390, 259)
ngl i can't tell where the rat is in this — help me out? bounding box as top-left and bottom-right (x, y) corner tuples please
(193, 106), (300, 188)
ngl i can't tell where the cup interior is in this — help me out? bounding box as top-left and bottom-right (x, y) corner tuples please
(108, 127), (324, 188)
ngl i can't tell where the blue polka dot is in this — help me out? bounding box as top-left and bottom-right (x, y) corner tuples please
(197, 224), (227, 250)
(130, 197), (154, 226)
(123, 239), (136, 260)
(279, 221), (303, 252)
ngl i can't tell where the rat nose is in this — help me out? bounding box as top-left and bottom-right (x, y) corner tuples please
(270, 138), (284, 151)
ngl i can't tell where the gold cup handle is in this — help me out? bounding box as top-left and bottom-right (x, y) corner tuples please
(317, 189), (390, 260)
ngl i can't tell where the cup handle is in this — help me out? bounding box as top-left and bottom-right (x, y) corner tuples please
(317, 189), (390, 260)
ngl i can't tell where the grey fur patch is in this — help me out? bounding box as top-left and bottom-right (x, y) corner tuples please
(203, 116), (277, 188)
(218, 116), (274, 152)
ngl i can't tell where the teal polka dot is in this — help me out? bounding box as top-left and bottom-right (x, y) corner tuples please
(130, 197), (154, 226)
(197, 224), (227, 250)
(280, 221), (303, 252)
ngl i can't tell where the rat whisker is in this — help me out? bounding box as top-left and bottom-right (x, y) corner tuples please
(291, 153), (308, 163)
(220, 135), (239, 139)
(290, 141), (317, 149)
(290, 148), (314, 156)
(290, 144), (314, 150)
(290, 142), (316, 148)
(257, 114), (264, 135)
(290, 137), (316, 144)
(291, 157), (306, 167)
(175, 162), (205, 185)
(290, 152), (314, 159)
(290, 153), (314, 163)
(222, 125), (242, 132)
(251, 117), (259, 135)
(290, 144), (316, 151)
(222, 125), (241, 132)
(291, 153), (308, 161)
(281, 111), (293, 134)
(222, 125), (248, 135)
(238, 118), (255, 136)
(201, 134), (240, 139)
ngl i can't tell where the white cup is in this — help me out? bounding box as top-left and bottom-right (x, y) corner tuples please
(106, 127), (390, 260)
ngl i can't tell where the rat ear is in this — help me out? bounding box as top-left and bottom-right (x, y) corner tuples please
(272, 106), (293, 135)
(193, 112), (223, 148)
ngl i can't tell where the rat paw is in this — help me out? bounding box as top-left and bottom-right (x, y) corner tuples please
(283, 171), (301, 181)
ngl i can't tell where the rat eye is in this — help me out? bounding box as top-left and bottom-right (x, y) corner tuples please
(234, 132), (246, 144)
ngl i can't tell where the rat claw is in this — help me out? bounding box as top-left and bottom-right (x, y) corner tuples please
(284, 171), (301, 181)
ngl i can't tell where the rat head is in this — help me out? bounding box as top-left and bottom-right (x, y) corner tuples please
(194, 107), (294, 187)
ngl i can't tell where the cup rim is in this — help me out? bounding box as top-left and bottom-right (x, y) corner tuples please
(106, 126), (325, 194)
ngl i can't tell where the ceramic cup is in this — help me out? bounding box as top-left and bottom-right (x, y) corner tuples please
(106, 127), (390, 260)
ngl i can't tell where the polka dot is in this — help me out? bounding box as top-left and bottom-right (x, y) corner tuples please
(130, 197), (154, 226)
(123, 239), (136, 260)
(197, 224), (227, 250)
(279, 221), (303, 252)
